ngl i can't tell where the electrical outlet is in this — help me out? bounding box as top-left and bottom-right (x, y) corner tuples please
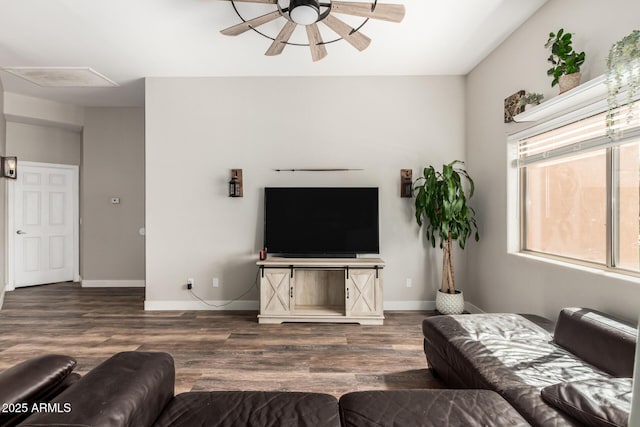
(406, 278), (412, 288)
(187, 278), (194, 289)
(212, 278), (219, 288)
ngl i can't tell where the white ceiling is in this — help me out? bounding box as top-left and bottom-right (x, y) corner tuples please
(0, 0), (548, 107)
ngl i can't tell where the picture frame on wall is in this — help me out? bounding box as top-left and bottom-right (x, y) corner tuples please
(504, 90), (525, 123)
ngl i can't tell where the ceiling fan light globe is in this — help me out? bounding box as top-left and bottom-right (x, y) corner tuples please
(289, 0), (319, 25)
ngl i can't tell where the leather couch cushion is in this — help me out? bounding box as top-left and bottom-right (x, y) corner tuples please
(423, 313), (612, 390)
(339, 389), (530, 427)
(0, 354), (77, 426)
(153, 391), (340, 427)
(422, 313), (615, 426)
(20, 351), (175, 427)
(553, 308), (636, 377)
(502, 386), (582, 427)
(541, 378), (632, 427)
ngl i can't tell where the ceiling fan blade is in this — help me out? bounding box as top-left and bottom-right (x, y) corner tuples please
(216, 0), (277, 3)
(221, 10), (282, 36)
(321, 15), (371, 51)
(306, 23), (328, 62)
(330, 1), (405, 23)
(265, 21), (297, 56)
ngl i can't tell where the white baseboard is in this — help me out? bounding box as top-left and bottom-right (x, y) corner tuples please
(465, 301), (485, 314)
(384, 300), (484, 312)
(143, 299), (483, 312)
(144, 300), (259, 311)
(384, 301), (435, 310)
(82, 280), (146, 288)
(146, 299), (433, 312)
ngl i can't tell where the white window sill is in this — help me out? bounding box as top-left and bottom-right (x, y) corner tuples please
(509, 251), (640, 285)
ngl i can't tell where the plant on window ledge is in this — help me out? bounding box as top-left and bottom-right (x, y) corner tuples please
(606, 29), (640, 139)
(518, 92), (544, 109)
(413, 161), (479, 314)
(545, 28), (586, 93)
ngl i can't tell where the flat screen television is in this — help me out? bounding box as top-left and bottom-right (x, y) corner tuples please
(264, 187), (379, 257)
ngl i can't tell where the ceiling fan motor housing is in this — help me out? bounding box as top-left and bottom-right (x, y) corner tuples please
(289, 0), (321, 25)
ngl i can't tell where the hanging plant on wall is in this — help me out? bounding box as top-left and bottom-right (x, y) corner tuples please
(606, 29), (640, 138)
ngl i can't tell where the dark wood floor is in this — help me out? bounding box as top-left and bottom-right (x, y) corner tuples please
(0, 282), (444, 396)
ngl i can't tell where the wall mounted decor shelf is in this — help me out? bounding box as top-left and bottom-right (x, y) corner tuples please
(513, 75), (608, 123)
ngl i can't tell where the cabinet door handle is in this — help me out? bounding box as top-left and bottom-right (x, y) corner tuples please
(290, 286), (293, 298)
(346, 287), (350, 299)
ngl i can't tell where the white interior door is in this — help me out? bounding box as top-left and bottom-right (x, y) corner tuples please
(12, 163), (77, 288)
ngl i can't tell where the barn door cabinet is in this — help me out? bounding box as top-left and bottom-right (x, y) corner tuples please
(257, 258), (384, 325)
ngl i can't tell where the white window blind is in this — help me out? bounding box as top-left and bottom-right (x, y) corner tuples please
(518, 104), (640, 167)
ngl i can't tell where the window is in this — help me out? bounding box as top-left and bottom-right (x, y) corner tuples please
(517, 104), (640, 273)
(617, 140), (640, 270)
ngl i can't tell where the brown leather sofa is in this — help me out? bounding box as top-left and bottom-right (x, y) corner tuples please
(0, 355), (80, 427)
(422, 307), (637, 427)
(2, 351), (529, 426)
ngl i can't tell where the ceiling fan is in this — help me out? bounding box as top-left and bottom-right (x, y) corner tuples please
(216, 0), (406, 61)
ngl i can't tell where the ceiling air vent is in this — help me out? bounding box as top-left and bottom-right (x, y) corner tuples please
(1, 67), (118, 87)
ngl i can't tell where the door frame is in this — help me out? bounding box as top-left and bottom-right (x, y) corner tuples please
(6, 161), (80, 291)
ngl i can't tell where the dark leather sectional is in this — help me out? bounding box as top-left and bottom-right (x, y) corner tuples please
(423, 307), (636, 426)
(0, 307), (635, 426)
(5, 351), (528, 427)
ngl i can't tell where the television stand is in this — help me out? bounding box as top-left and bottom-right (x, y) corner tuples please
(256, 257), (385, 325)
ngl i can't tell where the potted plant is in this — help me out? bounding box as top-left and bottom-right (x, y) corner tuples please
(518, 92), (544, 110)
(414, 161), (479, 315)
(545, 28), (586, 93)
(606, 29), (640, 139)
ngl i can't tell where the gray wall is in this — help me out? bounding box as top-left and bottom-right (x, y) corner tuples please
(465, 0), (640, 322)
(82, 108), (145, 281)
(1, 107), (144, 285)
(6, 122), (81, 165)
(0, 80), (6, 307)
(145, 76), (467, 308)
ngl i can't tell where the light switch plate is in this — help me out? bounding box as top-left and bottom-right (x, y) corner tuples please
(111, 197), (120, 204)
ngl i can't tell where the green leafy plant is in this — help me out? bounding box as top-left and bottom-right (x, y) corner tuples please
(606, 29), (640, 138)
(545, 28), (586, 87)
(518, 92), (544, 108)
(414, 161), (479, 294)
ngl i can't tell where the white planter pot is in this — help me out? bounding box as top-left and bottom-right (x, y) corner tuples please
(435, 289), (464, 315)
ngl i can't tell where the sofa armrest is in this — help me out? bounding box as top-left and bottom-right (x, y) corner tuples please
(554, 307), (636, 377)
(0, 355), (77, 426)
(20, 351), (175, 427)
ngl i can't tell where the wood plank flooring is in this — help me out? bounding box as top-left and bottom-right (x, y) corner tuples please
(0, 282), (444, 397)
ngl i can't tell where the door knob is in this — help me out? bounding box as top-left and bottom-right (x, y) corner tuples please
(16, 230), (27, 235)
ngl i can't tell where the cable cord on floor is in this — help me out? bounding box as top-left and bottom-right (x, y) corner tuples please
(188, 270), (259, 308)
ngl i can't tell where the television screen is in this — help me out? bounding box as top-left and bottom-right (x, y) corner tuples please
(264, 187), (379, 256)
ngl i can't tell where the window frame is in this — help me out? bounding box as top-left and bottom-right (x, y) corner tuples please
(509, 97), (640, 278)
